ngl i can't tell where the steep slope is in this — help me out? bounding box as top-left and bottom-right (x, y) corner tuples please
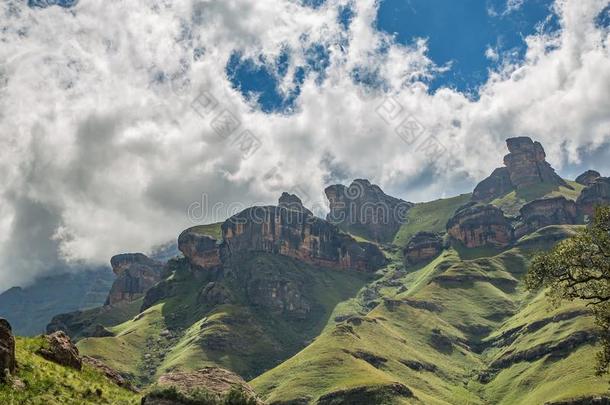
(252, 226), (607, 404)
(0, 336), (138, 404)
(77, 253), (371, 386)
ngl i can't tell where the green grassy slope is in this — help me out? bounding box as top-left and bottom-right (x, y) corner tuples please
(0, 337), (138, 405)
(78, 253), (371, 386)
(491, 180), (584, 217)
(252, 226), (606, 404)
(393, 194), (471, 247)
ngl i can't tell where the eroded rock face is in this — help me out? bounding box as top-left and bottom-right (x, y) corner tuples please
(0, 319), (16, 382)
(576, 177), (610, 217)
(575, 170), (601, 186)
(325, 179), (413, 242)
(106, 253), (162, 305)
(221, 206), (387, 272)
(246, 277), (311, 317)
(472, 167), (513, 201)
(178, 229), (222, 269)
(514, 197), (578, 238)
(473, 137), (569, 201)
(446, 203), (513, 248)
(278, 192), (312, 215)
(504, 137), (568, 190)
(141, 367), (262, 404)
(403, 232), (443, 265)
(36, 331), (82, 370)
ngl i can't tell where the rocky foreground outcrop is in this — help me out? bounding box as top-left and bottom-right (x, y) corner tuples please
(446, 203), (513, 248)
(36, 331), (82, 370)
(105, 253), (163, 305)
(141, 367), (262, 404)
(514, 197), (578, 239)
(575, 170), (601, 186)
(576, 177), (610, 217)
(0, 318), (16, 383)
(473, 137), (569, 201)
(403, 232), (443, 265)
(325, 179), (413, 242)
(222, 205), (386, 272)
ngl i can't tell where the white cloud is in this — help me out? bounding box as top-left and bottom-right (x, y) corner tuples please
(0, 0), (609, 289)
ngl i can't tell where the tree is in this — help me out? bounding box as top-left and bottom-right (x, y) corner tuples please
(526, 206), (610, 374)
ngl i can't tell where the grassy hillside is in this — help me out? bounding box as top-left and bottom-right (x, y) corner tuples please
(393, 194), (471, 247)
(78, 253), (372, 386)
(252, 225), (607, 404)
(0, 337), (138, 405)
(491, 180), (584, 217)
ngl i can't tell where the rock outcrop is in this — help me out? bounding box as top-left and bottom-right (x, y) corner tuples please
(221, 205), (386, 272)
(473, 137), (569, 201)
(575, 170), (601, 186)
(576, 177), (610, 217)
(278, 192), (312, 215)
(105, 253), (162, 305)
(178, 229), (222, 270)
(246, 276), (311, 318)
(446, 203), (513, 248)
(141, 367), (262, 404)
(503, 137), (569, 189)
(325, 179), (413, 242)
(472, 167), (513, 201)
(36, 331), (82, 370)
(82, 355), (137, 391)
(514, 197), (578, 238)
(403, 232), (443, 265)
(0, 319), (16, 383)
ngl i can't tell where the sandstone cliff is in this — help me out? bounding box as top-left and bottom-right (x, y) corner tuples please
(403, 232), (443, 265)
(473, 137), (569, 201)
(576, 177), (610, 217)
(325, 179), (412, 242)
(446, 203), (513, 248)
(514, 197), (577, 239)
(105, 253), (163, 305)
(575, 170), (601, 186)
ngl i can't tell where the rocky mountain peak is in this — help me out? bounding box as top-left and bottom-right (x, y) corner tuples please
(473, 137), (569, 201)
(325, 179), (413, 242)
(575, 170), (601, 186)
(278, 192), (312, 214)
(105, 253), (162, 306)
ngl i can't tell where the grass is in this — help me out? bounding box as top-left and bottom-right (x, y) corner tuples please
(393, 194), (471, 248)
(491, 180), (584, 217)
(0, 336), (139, 405)
(187, 222), (223, 240)
(78, 253), (371, 385)
(252, 225), (607, 404)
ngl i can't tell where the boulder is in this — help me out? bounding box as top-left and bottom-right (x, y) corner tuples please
(576, 177), (610, 218)
(0, 318), (16, 383)
(514, 196), (578, 238)
(82, 355), (137, 391)
(446, 203), (513, 248)
(403, 232), (443, 265)
(221, 205), (386, 272)
(575, 170), (601, 186)
(36, 331), (82, 370)
(106, 253), (163, 305)
(325, 179), (413, 242)
(178, 229), (222, 270)
(141, 367), (262, 404)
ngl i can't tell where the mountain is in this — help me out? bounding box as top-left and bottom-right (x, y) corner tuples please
(3, 137), (610, 404)
(0, 267), (115, 336)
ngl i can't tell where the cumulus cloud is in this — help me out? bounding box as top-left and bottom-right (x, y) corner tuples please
(0, 0), (609, 289)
